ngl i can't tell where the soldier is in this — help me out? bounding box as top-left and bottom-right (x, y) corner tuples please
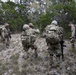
(21, 23), (40, 58)
(43, 20), (64, 68)
(21, 24), (30, 50)
(1, 23), (11, 48)
(68, 21), (75, 47)
(0, 26), (3, 42)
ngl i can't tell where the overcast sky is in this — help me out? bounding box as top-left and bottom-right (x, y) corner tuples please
(1, 0), (7, 2)
(1, 0), (14, 2)
(2, 0), (76, 2)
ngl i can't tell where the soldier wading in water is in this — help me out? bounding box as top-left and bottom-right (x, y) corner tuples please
(43, 20), (64, 69)
(21, 23), (40, 58)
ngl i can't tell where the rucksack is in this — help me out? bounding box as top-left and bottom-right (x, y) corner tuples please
(21, 28), (38, 46)
(44, 25), (63, 44)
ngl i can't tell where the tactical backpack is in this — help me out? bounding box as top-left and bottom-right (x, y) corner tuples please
(44, 25), (63, 44)
(21, 28), (38, 47)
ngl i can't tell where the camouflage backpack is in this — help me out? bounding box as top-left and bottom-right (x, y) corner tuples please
(43, 25), (63, 44)
(21, 28), (39, 46)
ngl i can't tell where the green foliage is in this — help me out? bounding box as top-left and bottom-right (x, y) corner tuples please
(35, 0), (76, 38)
(0, 0), (76, 37)
(36, 12), (52, 32)
(63, 1), (76, 22)
(0, 1), (29, 32)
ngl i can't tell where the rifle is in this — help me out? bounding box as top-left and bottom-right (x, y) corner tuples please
(60, 40), (66, 61)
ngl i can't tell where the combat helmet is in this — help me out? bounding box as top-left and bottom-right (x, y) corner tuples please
(29, 23), (34, 28)
(4, 23), (9, 27)
(23, 24), (29, 30)
(51, 20), (58, 25)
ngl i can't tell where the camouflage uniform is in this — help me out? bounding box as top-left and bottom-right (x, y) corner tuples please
(21, 24), (40, 58)
(43, 20), (63, 67)
(70, 23), (75, 47)
(1, 23), (11, 48)
(21, 24), (29, 48)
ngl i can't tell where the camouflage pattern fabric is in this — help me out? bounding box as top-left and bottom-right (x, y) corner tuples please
(21, 27), (40, 57)
(1, 27), (10, 48)
(43, 24), (64, 68)
(21, 28), (39, 49)
(43, 24), (63, 44)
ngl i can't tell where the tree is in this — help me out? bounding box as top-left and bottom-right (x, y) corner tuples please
(36, 0), (76, 38)
(1, 1), (29, 32)
(36, 12), (52, 32)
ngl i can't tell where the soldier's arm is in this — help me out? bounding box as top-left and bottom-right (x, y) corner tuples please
(35, 29), (40, 34)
